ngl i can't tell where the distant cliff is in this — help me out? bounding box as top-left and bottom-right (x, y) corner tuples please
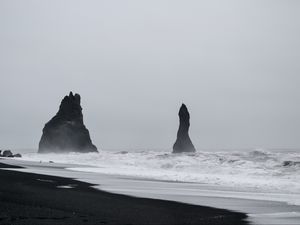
(173, 104), (196, 153)
(38, 92), (97, 153)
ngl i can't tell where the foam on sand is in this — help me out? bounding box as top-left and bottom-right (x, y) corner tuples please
(5, 155), (300, 225)
(20, 149), (300, 198)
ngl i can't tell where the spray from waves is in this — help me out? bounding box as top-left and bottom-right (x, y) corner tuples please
(20, 149), (300, 194)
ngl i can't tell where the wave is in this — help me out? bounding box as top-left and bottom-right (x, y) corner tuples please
(19, 149), (300, 195)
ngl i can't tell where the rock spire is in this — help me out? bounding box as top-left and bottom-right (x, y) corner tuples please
(173, 104), (196, 153)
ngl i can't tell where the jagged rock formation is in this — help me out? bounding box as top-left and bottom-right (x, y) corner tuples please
(38, 92), (98, 153)
(173, 104), (196, 153)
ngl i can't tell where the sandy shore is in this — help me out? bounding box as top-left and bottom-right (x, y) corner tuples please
(2, 158), (300, 225)
(0, 161), (248, 225)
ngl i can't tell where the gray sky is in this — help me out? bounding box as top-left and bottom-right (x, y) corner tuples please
(1, 0), (300, 150)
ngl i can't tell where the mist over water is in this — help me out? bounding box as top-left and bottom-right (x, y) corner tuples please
(1, 1), (300, 150)
(1, 2), (299, 225)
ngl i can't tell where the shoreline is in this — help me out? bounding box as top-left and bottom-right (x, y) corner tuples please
(2, 158), (300, 224)
(0, 161), (248, 225)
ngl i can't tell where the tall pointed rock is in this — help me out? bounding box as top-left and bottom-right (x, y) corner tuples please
(173, 104), (196, 153)
(38, 92), (98, 153)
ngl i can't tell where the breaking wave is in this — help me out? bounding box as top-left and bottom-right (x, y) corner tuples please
(20, 149), (300, 194)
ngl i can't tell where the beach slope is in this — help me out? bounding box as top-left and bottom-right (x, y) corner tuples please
(0, 162), (248, 225)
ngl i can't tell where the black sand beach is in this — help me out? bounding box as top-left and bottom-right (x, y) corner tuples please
(0, 162), (248, 225)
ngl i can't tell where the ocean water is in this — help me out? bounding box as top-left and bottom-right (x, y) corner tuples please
(19, 148), (300, 202)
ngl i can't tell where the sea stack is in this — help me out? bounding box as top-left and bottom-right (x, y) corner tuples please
(38, 92), (98, 153)
(173, 104), (196, 153)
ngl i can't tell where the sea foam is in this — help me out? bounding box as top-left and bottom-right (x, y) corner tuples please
(20, 149), (300, 197)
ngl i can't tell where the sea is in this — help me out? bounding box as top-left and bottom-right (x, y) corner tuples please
(16, 148), (300, 206)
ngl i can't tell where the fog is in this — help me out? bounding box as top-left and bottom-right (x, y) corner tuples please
(0, 0), (299, 150)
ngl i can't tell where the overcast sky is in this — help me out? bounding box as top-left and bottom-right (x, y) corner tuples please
(0, 0), (299, 150)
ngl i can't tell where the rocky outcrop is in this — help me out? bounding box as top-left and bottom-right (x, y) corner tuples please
(173, 104), (196, 153)
(0, 150), (22, 158)
(2, 150), (13, 157)
(38, 92), (98, 153)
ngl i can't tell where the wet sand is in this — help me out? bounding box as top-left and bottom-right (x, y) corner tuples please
(0, 161), (248, 225)
(2, 158), (300, 225)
